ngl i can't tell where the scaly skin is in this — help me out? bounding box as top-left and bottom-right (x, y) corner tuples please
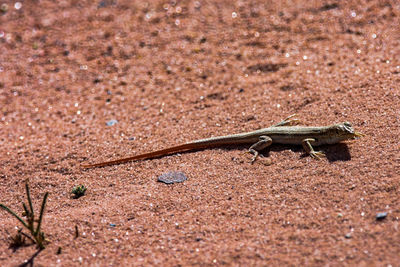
(81, 115), (363, 168)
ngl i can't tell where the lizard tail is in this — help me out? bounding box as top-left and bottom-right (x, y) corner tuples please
(80, 142), (208, 168)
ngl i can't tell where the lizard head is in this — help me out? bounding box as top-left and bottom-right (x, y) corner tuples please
(327, 122), (363, 143)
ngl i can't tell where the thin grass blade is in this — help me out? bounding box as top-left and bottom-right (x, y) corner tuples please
(35, 192), (49, 235)
(0, 204), (29, 229)
(25, 181), (34, 217)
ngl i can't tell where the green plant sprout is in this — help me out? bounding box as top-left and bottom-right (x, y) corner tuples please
(0, 180), (49, 249)
(71, 185), (87, 199)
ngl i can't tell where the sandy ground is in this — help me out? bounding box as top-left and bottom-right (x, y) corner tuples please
(1, 0), (399, 266)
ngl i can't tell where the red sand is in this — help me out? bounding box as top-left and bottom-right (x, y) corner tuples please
(1, 0), (399, 265)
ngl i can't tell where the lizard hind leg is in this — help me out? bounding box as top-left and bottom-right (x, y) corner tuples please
(273, 114), (301, 127)
(248, 136), (273, 163)
(302, 138), (325, 160)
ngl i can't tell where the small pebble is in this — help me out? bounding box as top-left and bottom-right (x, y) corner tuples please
(260, 158), (272, 166)
(0, 4), (8, 13)
(98, 1), (107, 8)
(345, 233), (352, 239)
(106, 119), (118, 126)
(376, 212), (388, 221)
(157, 171), (187, 184)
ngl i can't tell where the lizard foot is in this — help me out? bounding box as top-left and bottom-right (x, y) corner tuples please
(309, 151), (325, 160)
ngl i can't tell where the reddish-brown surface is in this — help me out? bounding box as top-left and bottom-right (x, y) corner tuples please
(1, 0), (399, 265)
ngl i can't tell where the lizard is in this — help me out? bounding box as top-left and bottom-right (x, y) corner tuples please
(81, 114), (363, 168)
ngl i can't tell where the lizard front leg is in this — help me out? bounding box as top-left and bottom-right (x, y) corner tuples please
(248, 136), (272, 163)
(302, 138), (325, 160)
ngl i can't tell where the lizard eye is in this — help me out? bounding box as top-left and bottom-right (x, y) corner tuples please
(342, 122), (354, 133)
